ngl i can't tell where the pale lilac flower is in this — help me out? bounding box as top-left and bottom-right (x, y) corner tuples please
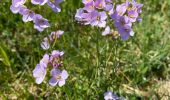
(19, 8), (35, 22)
(49, 30), (64, 42)
(12, 0), (26, 7)
(75, 8), (84, 21)
(47, 0), (63, 12)
(10, 5), (25, 14)
(33, 64), (46, 84)
(127, 10), (138, 22)
(102, 26), (111, 36)
(40, 54), (50, 67)
(118, 25), (134, 40)
(104, 3), (114, 15)
(115, 3), (127, 16)
(49, 68), (68, 87)
(104, 91), (119, 100)
(31, 0), (48, 5)
(50, 50), (64, 68)
(95, 0), (106, 9)
(82, 0), (93, 4)
(83, 1), (95, 12)
(33, 14), (50, 32)
(90, 11), (107, 27)
(114, 15), (132, 28)
(41, 37), (50, 50)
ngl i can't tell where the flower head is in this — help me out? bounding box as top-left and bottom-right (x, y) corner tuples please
(104, 91), (119, 100)
(49, 69), (68, 87)
(33, 64), (47, 84)
(40, 54), (50, 67)
(95, 0), (106, 9)
(19, 8), (35, 22)
(49, 30), (64, 42)
(41, 37), (50, 50)
(33, 14), (50, 32)
(90, 11), (107, 28)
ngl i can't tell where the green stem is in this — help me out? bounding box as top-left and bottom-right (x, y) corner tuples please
(95, 28), (100, 79)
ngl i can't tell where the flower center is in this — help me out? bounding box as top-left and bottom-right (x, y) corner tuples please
(56, 75), (62, 80)
(97, 16), (100, 21)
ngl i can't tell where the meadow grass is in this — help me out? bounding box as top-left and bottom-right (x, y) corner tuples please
(0, 0), (170, 99)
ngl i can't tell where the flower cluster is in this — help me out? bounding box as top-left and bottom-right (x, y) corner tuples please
(110, 0), (143, 40)
(75, 0), (143, 40)
(75, 0), (113, 28)
(41, 30), (64, 50)
(10, 0), (63, 32)
(33, 30), (69, 87)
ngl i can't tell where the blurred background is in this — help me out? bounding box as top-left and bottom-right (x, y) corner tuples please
(0, 0), (170, 99)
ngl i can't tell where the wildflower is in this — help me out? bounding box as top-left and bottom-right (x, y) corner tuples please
(95, 0), (106, 9)
(83, 1), (95, 12)
(31, 0), (48, 5)
(47, 0), (63, 12)
(115, 3), (127, 16)
(118, 25), (134, 40)
(49, 68), (68, 87)
(75, 8), (84, 22)
(40, 54), (50, 67)
(41, 37), (50, 50)
(33, 14), (50, 32)
(50, 50), (64, 68)
(104, 91), (119, 100)
(10, 5), (25, 14)
(127, 10), (138, 22)
(104, 3), (114, 15)
(90, 11), (107, 28)
(12, 0), (26, 7)
(33, 64), (47, 84)
(19, 8), (35, 22)
(49, 30), (64, 42)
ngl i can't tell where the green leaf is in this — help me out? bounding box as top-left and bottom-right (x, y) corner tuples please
(0, 45), (10, 67)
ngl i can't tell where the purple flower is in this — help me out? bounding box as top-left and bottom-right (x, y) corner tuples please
(102, 26), (111, 36)
(41, 37), (50, 50)
(127, 10), (138, 22)
(19, 8), (35, 22)
(33, 64), (46, 84)
(49, 30), (64, 42)
(118, 25), (134, 40)
(94, 0), (106, 9)
(104, 91), (119, 100)
(83, 1), (95, 12)
(33, 14), (50, 32)
(50, 50), (64, 68)
(115, 3), (127, 16)
(114, 15), (132, 28)
(75, 8), (84, 22)
(31, 0), (48, 5)
(104, 3), (114, 15)
(40, 54), (50, 67)
(49, 68), (68, 87)
(10, 5), (25, 14)
(47, 0), (63, 12)
(12, 0), (26, 7)
(90, 11), (107, 27)
(82, 0), (93, 4)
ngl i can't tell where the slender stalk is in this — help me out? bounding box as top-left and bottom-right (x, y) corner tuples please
(95, 27), (100, 79)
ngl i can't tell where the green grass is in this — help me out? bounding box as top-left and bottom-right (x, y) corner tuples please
(0, 0), (170, 99)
